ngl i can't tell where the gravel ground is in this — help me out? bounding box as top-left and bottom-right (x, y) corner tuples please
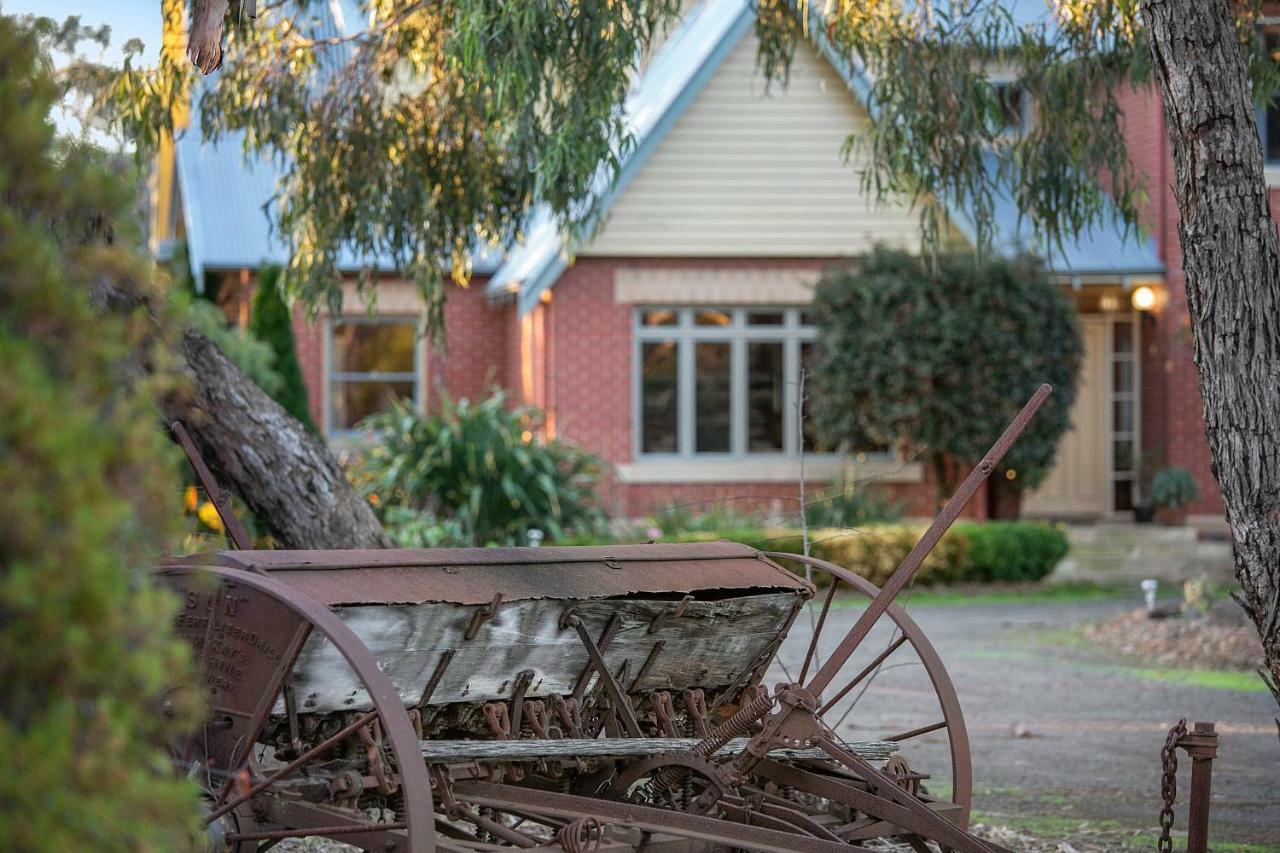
(769, 594), (1280, 849)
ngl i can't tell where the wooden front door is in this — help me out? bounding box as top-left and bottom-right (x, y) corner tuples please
(1023, 316), (1112, 517)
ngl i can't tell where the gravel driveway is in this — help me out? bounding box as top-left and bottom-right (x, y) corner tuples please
(769, 595), (1280, 848)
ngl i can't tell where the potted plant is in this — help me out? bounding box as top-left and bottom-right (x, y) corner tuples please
(1132, 447), (1164, 523)
(1149, 467), (1199, 526)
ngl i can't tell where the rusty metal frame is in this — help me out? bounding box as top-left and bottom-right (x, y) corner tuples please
(160, 387), (1054, 852)
(171, 420), (253, 551)
(158, 564), (436, 853)
(770, 552), (974, 822)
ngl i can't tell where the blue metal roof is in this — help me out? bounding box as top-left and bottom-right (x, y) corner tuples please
(173, 0), (501, 285)
(488, 0), (1162, 313)
(173, 125), (504, 283)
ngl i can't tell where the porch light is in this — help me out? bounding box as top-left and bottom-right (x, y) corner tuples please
(1131, 285), (1157, 312)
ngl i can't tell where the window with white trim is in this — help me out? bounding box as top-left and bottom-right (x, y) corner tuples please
(327, 317), (422, 433)
(634, 306), (864, 460)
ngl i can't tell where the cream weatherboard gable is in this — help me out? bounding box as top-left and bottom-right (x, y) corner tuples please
(584, 31), (922, 257)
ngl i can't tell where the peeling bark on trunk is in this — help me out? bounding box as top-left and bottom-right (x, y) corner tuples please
(87, 253), (387, 550)
(1139, 0), (1280, 711)
(170, 328), (392, 549)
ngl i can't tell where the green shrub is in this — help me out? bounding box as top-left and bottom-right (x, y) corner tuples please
(955, 521), (1069, 582)
(354, 391), (608, 545)
(570, 520), (1067, 587)
(0, 16), (200, 848)
(380, 506), (472, 548)
(811, 247), (1082, 503)
(650, 503), (763, 535)
(1150, 467), (1200, 509)
(248, 265), (318, 433)
(809, 526), (970, 586)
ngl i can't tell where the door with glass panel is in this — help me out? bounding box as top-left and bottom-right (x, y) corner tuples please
(1023, 315), (1125, 517)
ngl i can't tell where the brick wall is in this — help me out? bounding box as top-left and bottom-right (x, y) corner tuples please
(1117, 82), (1226, 518)
(426, 278), (506, 407)
(292, 306), (325, 427)
(540, 257), (972, 519)
(290, 276), (506, 430)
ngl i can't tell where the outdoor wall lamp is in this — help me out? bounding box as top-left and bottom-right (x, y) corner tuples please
(1131, 284), (1158, 312)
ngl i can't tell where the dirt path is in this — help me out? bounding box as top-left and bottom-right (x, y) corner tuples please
(770, 595), (1280, 848)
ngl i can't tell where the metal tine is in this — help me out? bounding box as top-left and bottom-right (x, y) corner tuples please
(805, 384), (1053, 698)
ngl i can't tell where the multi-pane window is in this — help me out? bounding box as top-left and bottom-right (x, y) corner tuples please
(1110, 318), (1139, 512)
(328, 317), (421, 433)
(635, 307), (854, 459)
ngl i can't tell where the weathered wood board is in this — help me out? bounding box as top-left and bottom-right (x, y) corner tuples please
(418, 737), (896, 763)
(284, 593), (799, 714)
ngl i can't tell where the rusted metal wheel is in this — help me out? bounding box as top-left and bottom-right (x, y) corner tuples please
(158, 564), (434, 853)
(767, 551), (973, 828)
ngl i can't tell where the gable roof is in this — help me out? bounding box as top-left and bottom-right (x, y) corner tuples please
(486, 0), (1162, 314)
(170, 0), (1160, 300)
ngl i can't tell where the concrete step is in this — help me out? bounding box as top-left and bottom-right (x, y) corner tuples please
(1049, 523), (1235, 585)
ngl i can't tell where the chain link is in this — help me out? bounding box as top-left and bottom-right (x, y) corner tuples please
(1158, 718), (1187, 853)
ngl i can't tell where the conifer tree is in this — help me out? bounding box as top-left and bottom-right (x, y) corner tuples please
(249, 264), (318, 433)
(0, 16), (200, 849)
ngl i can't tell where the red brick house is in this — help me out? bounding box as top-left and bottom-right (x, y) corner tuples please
(153, 0), (1230, 525)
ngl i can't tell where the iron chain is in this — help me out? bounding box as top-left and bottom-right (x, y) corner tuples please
(1158, 718), (1187, 853)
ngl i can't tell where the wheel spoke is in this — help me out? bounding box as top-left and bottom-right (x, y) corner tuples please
(799, 580), (839, 684)
(885, 720), (948, 743)
(205, 709), (381, 824)
(819, 633), (908, 715)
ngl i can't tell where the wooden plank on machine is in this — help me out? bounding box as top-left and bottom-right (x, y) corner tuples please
(419, 736), (897, 763)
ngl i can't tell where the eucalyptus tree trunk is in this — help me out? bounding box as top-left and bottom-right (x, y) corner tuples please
(171, 328), (393, 549)
(1139, 0), (1280, 709)
(89, 266), (389, 548)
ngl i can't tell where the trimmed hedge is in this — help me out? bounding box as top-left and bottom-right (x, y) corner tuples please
(954, 521), (1070, 582)
(568, 521), (1067, 587)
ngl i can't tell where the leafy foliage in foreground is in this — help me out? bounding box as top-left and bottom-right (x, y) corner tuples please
(354, 392), (608, 546)
(810, 247), (1082, 500)
(86, 1), (1280, 326)
(0, 16), (199, 850)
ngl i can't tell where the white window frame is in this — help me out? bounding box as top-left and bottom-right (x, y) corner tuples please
(632, 306), (890, 465)
(1108, 313), (1142, 514)
(325, 316), (424, 437)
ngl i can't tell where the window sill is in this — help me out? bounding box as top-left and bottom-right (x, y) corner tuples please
(616, 457), (923, 485)
(1266, 165), (1280, 187)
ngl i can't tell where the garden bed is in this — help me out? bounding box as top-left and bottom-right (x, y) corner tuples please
(1084, 606), (1265, 671)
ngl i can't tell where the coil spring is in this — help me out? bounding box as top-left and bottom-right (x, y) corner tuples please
(558, 816), (602, 853)
(649, 691), (775, 793)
